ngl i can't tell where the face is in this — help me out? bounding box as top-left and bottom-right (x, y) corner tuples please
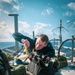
(35, 37), (47, 50)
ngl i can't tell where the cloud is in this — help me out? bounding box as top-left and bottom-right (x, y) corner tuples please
(18, 21), (32, 37)
(63, 11), (73, 16)
(0, 21), (60, 41)
(42, 8), (53, 15)
(63, 2), (75, 16)
(19, 21), (30, 28)
(67, 2), (75, 11)
(1, 0), (10, 3)
(34, 22), (54, 39)
(0, 20), (33, 41)
(18, 21), (56, 39)
(0, 0), (19, 14)
(0, 21), (14, 42)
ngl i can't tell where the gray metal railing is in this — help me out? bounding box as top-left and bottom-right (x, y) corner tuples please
(50, 35), (75, 63)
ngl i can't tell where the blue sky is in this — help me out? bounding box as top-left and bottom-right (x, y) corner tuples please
(0, 0), (75, 42)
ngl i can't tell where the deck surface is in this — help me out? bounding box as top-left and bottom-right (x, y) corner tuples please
(1, 47), (75, 75)
(26, 60), (75, 75)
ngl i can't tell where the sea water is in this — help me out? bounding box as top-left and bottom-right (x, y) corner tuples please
(51, 41), (75, 57)
(0, 41), (75, 57)
(0, 41), (75, 49)
(0, 42), (15, 48)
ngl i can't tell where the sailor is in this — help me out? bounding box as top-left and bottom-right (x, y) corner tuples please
(13, 33), (55, 63)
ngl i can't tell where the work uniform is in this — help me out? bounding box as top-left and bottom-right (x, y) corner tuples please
(13, 32), (55, 57)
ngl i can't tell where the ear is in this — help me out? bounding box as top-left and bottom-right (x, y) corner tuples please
(44, 43), (47, 47)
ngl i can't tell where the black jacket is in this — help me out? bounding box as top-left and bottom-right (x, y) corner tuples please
(35, 43), (55, 57)
(12, 32), (55, 57)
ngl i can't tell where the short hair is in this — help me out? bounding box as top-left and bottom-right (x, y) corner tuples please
(38, 34), (49, 43)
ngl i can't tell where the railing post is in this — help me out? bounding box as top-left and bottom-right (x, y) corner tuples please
(33, 31), (35, 40)
(54, 38), (55, 49)
(71, 35), (74, 62)
(8, 14), (19, 50)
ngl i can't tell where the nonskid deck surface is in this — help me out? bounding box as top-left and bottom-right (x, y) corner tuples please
(1, 46), (75, 75)
(25, 58), (75, 75)
(58, 67), (75, 75)
(55, 60), (75, 75)
(26, 57), (75, 75)
(9, 61), (75, 75)
(26, 66), (75, 75)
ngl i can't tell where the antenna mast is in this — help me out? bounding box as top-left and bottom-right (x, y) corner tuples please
(52, 19), (68, 46)
(59, 19), (62, 45)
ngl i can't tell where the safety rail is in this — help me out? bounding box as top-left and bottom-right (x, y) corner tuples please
(50, 35), (75, 63)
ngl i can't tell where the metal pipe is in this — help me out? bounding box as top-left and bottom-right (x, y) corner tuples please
(71, 35), (74, 62)
(8, 14), (19, 50)
(59, 19), (62, 45)
(33, 31), (35, 40)
(50, 38), (60, 49)
(58, 39), (71, 56)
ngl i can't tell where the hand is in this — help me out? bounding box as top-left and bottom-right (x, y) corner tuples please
(21, 39), (30, 48)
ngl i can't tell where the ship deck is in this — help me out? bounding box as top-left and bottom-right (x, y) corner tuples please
(1, 45), (75, 75)
(26, 60), (75, 75)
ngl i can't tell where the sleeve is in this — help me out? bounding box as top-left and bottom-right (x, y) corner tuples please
(47, 42), (55, 57)
(12, 32), (34, 52)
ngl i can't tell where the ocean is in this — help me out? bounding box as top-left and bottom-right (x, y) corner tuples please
(0, 41), (75, 48)
(51, 41), (75, 48)
(0, 42), (15, 49)
(0, 41), (75, 57)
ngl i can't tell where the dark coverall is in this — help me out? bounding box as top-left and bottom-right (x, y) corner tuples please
(12, 32), (55, 58)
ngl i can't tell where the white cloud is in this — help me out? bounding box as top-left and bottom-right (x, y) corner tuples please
(13, 5), (19, 10)
(42, 8), (53, 15)
(17, 21), (55, 39)
(63, 11), (73, 16)
(0, 21), (14, 42)
(68, 2), (75, 11)
(34, 22), (48, 34)
(0, 20), (33, 42)
(34, 22), (54, 39)
(18, 21), (33, 37)
(46, 8), (53, 14)
(0, 0), (19, 14)
(63, 2), (75, 16)
(66, 20), (70, 24)
(0, 21), (61, 41)
(2, 0), (10, 3)
(19, 21), (30, 28)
